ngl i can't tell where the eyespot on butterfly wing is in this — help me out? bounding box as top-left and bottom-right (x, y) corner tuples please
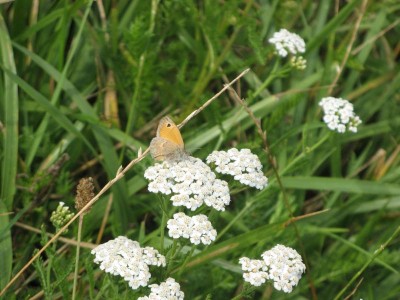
(157, 116), (184, 148)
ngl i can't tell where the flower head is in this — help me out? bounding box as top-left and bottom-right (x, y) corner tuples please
(138, 278), (184, 300)
(75, 177), (95, 214)
(145, 156), (231, 211)
(268, 29), (306, 57)
(239, 245), (305, 293)
(239, 257), (269, 286)
(50, 202), (74, 232)
(167, 212), (217, 245)
(91, 236), (166, 289)
(319, 97), (362, 133)
(206, 148), (268, 190)
(261, 245), (306, 293)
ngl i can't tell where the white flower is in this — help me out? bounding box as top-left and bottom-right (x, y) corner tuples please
(145, 156), (231, 211)
(206, 148), (268, 190)
(319, 97), (362, 133)
(261, 245), (306, 293)
(167, 212), (217, 245)
(239, 257), (269, 287)
(91, 236), (166, 289)
(138, 278), (184, 300)
(268, 29), (306, 57)
(239, 245), (305, 293)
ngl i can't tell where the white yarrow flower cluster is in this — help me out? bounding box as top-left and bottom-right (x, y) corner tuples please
(319, 97), (362, 133)
(144, 156), (231, 211)
(206, 148), (268, 190)
(239, 257), (269, 286)
(262, 245), (306, 293)
(240, 245), (305, 293)
(167, 212), (217, 245)
(268, 29), (306, 57)
(138, 278), (184, 300)
(91, 236), (166, 289)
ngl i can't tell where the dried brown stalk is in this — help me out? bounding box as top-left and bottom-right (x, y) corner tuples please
(0, 68), (250, 296)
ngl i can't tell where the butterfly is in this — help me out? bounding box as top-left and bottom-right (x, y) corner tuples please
(150, 116), (187, 161)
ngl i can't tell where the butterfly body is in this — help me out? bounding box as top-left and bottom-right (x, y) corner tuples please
(150, 116), (187, 161)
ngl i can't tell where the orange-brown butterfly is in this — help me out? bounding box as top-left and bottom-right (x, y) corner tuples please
(150, 116), (187, 161)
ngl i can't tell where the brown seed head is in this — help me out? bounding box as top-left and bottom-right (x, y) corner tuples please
(75, 177), (95, 213)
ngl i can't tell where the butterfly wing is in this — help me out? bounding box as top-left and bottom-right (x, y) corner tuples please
(157, 116), (184, 149)
(150, 137), (185, 161)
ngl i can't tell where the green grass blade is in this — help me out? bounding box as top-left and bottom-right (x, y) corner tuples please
(0, 66), (97, 156)
(10, 43), (130, 232)
(0, 13), (18, 290)
(23, 1), (93, 168)
(14, 5), (72, 42)
(282, 176), (400, 195)
(307, 0), (362, 52)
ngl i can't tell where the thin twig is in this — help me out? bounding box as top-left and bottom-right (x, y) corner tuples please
(96, 194), (113, 244)
(0, 68), (250, 296)
(179, 68), (250, 129)
(352, 19), (400, 55)
(283, 209), (330, 227)
(15, 222), (95, 249)
(343, 278), (364, 300)
(0, 212), (13, 217)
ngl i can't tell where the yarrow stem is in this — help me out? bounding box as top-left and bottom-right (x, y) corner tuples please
(160, 200), (168, 253)
(251, 59), (280, 100)
(177, 245), (196, 279)
(166, 239), (179, 274)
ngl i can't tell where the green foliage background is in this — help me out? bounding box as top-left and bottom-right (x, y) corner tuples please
(0, 0), (399, 299)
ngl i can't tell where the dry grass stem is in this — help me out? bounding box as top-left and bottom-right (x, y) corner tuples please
(0, 68), (251, 296)
(352, 19), (400, 55)
(283, 209), (330, 227)
(96, 194), (113, 244)
(15, 222), (95, 249)
(178, 68), (250, 129)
